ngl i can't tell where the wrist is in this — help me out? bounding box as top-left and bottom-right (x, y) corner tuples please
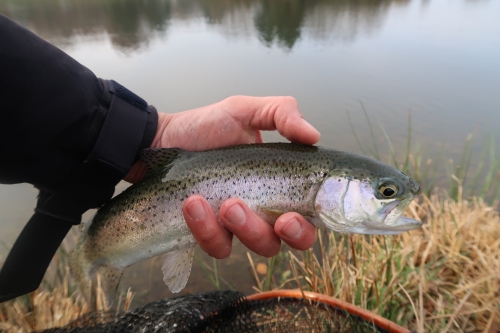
(124, 112), (172, 183)
(150, 112), (172, 149)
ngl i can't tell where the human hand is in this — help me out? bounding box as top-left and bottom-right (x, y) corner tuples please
(126, 96), (320, 257)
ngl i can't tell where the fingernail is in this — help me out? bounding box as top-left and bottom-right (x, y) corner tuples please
(225, 204), (246, 226)
(301, 118), (320, 137)
(187, 200), (206, 221)
(281, 218), (303, 239)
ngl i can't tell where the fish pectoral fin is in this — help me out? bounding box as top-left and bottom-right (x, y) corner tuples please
(261, 208), (287, 224)
(161, 245), (196, 293)
(93, 266), (124, 308)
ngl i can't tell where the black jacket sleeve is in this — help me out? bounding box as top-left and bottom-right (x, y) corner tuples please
(0, 14), (158, 301)
(0, 13), (157, 193)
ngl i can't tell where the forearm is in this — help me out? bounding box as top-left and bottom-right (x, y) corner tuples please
(0, 14), (157, 194)
(0, 14), (160, 301)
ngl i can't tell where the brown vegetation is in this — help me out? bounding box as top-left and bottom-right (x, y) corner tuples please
(250, 191), (500, 332)
(1, 191), (498, 332)
(0, 266), (133, 332)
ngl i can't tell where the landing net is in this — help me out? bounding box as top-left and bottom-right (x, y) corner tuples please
(40, 290), (402, 333)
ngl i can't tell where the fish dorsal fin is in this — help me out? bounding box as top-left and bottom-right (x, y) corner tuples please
(161, 244), (196, 293)
(140, 148), (184, 172)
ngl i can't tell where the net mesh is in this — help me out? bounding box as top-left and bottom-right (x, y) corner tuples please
(39, 291), (393, 333)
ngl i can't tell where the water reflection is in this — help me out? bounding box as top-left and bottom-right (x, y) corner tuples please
(0, 0), (172, 51)
(0, 0), (409, 52)
(253, 0), (307, 49)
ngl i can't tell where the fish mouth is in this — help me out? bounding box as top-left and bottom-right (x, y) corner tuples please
(319, 209), (422, 235)
(349, 197), (423, 235)
(350, 216), (423, 235)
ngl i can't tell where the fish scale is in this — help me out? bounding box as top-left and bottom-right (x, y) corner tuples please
(70, 143), (422, 306)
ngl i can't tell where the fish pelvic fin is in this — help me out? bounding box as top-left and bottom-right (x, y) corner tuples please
(93, 266), (123, 309)
(161, 244), (196, 293)
(140, 148), (185, 173)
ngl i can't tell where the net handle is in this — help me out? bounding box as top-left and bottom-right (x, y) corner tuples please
(247, 290), (410, 333)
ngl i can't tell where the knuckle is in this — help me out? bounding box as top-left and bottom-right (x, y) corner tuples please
(249, 231), (267, 248)
(223, 95), (244, 106)
(276, 112), (291, 128)
(198, 227), (221, 246)
(249, 232), (280, 257)
(281, 96), (297, 105)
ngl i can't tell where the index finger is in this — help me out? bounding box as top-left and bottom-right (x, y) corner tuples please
(225, 96), (321, 145)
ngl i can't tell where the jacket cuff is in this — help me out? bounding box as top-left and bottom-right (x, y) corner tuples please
(140, 104), (158, 161)
(36, 79), (158, 223)
(99, 79), (158, 166)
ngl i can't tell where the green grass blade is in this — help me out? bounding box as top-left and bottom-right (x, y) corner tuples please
(347, 110), (366, 155)
(427, 144), (444, 196)
(265, 255), (277, 291)
(488, 173), (500, 202)
(213, 257), (219, 290)
(403, 111), (412, 174)
(193, 254), (219, 290)
(377, 116), (399, 168)
(360, 101), (380, 161)
(469, 138), (488, 198)
(460, 130), (477, 186)
(480, 138), (498, 197)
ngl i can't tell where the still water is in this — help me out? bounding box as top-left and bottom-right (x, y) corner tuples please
(1, 0), (499, 303)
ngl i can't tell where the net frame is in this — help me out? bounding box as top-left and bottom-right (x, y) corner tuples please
(247, 290), (410, 333)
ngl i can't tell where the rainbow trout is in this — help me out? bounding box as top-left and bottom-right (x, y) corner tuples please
(70, 143), (422, 303)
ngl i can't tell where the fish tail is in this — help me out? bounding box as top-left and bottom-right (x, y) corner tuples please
(68, 243), (93, 305)
(69, 244), (123, 309)
(94, 265), (123, 308)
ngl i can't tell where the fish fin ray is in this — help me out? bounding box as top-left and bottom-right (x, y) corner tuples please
(93, 266), (123, 308)
(140, 148), (184, 173)
(161, 245), (195, 293)
(261, 208), (287, 225)
(69, 244), (93, 305)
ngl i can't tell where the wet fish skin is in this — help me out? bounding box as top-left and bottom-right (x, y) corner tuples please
(69, 143), (421, 304)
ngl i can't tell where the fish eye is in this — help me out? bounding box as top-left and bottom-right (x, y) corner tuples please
(378, 184), (398, 198)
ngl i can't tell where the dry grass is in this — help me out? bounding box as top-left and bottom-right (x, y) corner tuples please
(1, 192), (498, 332)
(1, 194), (498, 333)
(249, 191), (500, 332)
(0, 248), (133, 333)
(0, 273), (87, 332)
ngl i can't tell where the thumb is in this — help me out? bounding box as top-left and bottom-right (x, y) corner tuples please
(226, 96), (321, 145)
